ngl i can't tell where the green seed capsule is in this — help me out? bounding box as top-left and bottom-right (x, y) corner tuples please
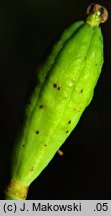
(5, 4), (108, 200)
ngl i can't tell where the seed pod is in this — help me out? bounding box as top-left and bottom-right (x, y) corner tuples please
(5, 4), (108, 200)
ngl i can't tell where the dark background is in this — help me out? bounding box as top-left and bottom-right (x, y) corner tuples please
(0, 0), (111, 200)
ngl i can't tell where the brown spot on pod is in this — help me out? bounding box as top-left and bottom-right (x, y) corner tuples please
(66, 130), (69, 133)
(53, 83), (57, 88)
(68, 120), (71, 124)
(80, 89), (83, 93)
(44, 144), (47, 147)
(36, 131), (39, 134)
(39, 105), (44, 109)
(53, 83), (61, 90)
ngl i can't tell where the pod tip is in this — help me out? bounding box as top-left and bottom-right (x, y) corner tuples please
(86, 3), (108, 26)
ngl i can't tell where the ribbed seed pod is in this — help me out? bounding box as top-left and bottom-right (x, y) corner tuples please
(5, 4), (108, 200)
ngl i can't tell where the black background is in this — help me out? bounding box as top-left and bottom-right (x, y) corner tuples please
(0, 0), (111, 200)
